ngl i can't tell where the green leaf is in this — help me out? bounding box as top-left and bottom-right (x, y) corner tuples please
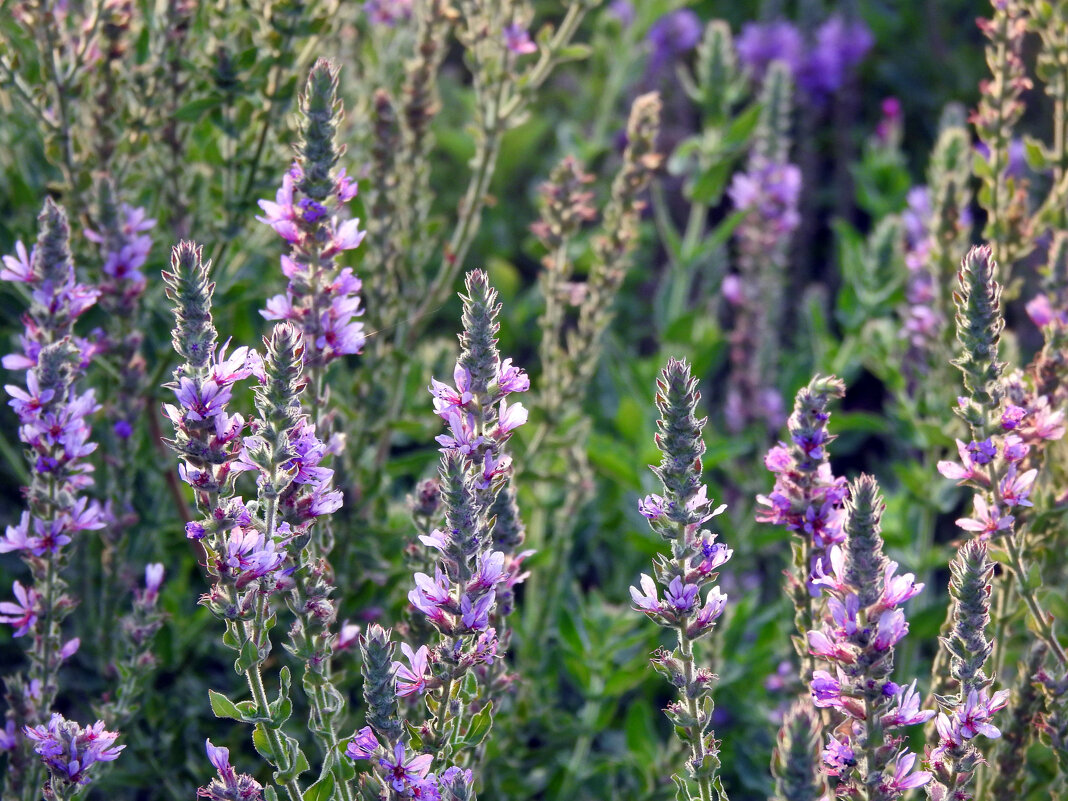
(461, 701), (494, 748)
(174, 96), (221, 122)
(252, 725), (276, 762)
(208, 690), (243, 721)
(303, 774), (334, 801)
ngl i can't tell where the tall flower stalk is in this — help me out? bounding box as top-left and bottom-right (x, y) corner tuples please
(163, 242), (307, 801)
(758, 375), (847, 684)
(258, 58), (367, 421)
(725, 60), (799, 431)
(408, 270), (530, 764)
(807, 475), (933, 800)
(926, 540), (1008, 801)
(0, 200), (108, 800)
(631, 358), (731, 801)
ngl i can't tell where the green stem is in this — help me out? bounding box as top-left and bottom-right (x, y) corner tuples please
(246, 663), (303, 801)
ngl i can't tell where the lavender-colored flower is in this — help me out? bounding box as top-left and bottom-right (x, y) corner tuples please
(345, 726), (381, 761)
(735, 20), (804, 79)
(646, 9), (701, 73)
(504, 23), (537, 55)
(378, 741), (434, 794)
(393, 643), (430, 697)
(955, 496), (1014, 539)
(882, 680), (934, 727)
(797, 15), (874, 100)
(363, 0), (412, 26)
(24, 714), (123, 786)
(198, 738), (263, 800)
(0, 580), (38, 637)
(728, 162), (802, 235)
(258, 62), (367, 374)
(821, 736), (855, 776)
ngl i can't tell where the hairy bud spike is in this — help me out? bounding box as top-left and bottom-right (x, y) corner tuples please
(457, 270), (502, 399)
(298, 58), (343, 201)
(952, 245), (1005, 428)
(359, 624), (403, 742)
(33, 198), (74, 289)
(842, 475), (888, 609)
(944, 539), (995, 697)
(771, 701), (822, 801)
(163, 241), (217, 371)
(650, 358), (707, 517)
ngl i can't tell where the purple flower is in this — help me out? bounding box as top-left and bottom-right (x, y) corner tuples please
(966, 438), (997, 465)
(736, 20), (804, 79)
(199, 738), (263, 800)
(1, 241), (34, 283)
(646, 9), (701, 72)
(363, 0), (412, 26)
(638, 494), (666, 520)
(811, 669), (843, 708)
(729, 162), (802, 235)
(378, 741), (433, 794)
(821, 736), (855, 776)
(393, 643), (430, 697)
(345, 726), (380, 761)
(144, 562), (165, 603)
(1001, 404), (1028, 430)
(875, 562), (923, 611)
(496, 358), (530, 394)
(0, 581), (38, 637)
(873, 608), (908, 651)
(24, 714), (123, 786)
(664, 576), (698, 613)
(955, 496), (1014, 539)
(884, 751), (931, 792)
(1000, 465), (1037, 508)
(460, 591), (494, 631)
(629, 574), (661, 614)
(882, 680), (934, 727)
(504, 23), (537, 55)
(798, 15), (873, 100)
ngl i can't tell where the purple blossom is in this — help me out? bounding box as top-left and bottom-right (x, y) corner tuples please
(393, 643), (430, 697)
(729, 162), (802, 235)
(629, 574), (661, 614)
(883, 752), (931, 793)
(345, 726), (380, 761)
(0, 580), (38, 637)
(664, 576), (699, 613)
(378, 741), (433, 794)
(460, 591), (494, 631)
(198, 738), (263, 800)
(363, 0), (412, 26)
(23, 714), (123, 786)
(882, 680), (934, 727)
(822, 736), (855, 776)
(810, 669), (842, 708)
(646, 9), (701, 72)
(504, 23), (537, 55)
(736, 20), (804, 79)
(966, 438), (997, 465)
(955, 496), (1014, 539)
(873, 608), (909, 651)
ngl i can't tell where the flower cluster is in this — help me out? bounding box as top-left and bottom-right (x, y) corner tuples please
(198, 739), (263, 801)
(347, 724), (476, 800)
(807, 475), (932, 798)
(1, 199), (101, 371)
(757, 375), (848, 590)
(0, 202), (107, 783)
(630, 358), (731, 800)
(735, 14), (873, 102)
(24, 713), (123, 789)
(85, 181), (155, 316)
(259, 59), (366, 372)
(725, 61), (796, 431)
(926, 540), (1008, 799)
(162, 243), (277, 599)
(401, 272), (531, 758)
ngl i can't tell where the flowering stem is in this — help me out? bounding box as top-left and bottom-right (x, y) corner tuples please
(245, 662), (303, 801)
(675, 519), (714, 801)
